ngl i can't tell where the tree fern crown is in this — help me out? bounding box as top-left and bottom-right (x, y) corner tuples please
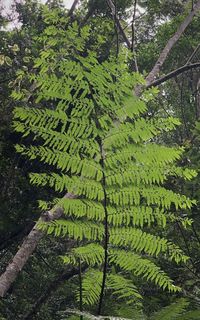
(13, 9), (197, 309)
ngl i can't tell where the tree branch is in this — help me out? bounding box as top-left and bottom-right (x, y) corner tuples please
(0, 193), (76, 298)
(147, 62), (200, 88)
(145, 0), (200, 86)
(131, 0), (139, 72)
(186, 43), (200, 64)
(67, 0), (79, 18)
(106, 0), (131, 49)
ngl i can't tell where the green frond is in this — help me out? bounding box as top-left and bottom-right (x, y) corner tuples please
(13, 106), (97, 140)
(154, 116), (181, 132)
(110, 228), (188, 263)
(177, 310), (200, 320)
(107, 185), (195, 209)
(30, 173), (104, 201)
(106, 164), (167, 186)
(107, 206), (166, 228)
(62, 243), (104, 266)
(170, 167), (197, 181)
(141, 186), (195, 209)
(109, 249), (181, 292)
(103, 120), (158, 150)
(105, 144), (182, 170)
(114, 95), (147, 121)
(16, 145), (103, 181)
(18, 124), (99, 157)
(104, 116), (181, 151)
(81, 269), (103, 305)
(150, 298), (189, 320)
(57, 198), (105, 221)
(107, 273), (142, 302)
(37, 219), (104, 241)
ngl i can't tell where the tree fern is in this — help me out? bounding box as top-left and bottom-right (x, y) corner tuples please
(13, 7), (197, 316)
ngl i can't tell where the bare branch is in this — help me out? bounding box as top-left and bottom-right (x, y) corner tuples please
(147, 62), (200, 88)
(145, 0), (200, 86)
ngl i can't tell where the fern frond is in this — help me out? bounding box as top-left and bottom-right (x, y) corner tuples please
(106, 164), (167, 186)
(104, 116), (181, 151)
(37, 219), (104, 241)
(105, 144), (182, 170)
(13, 16), (196, 309)
(178, 310), (200, 320)
(107, 273), (142, 302)
(107, 185), (195, 209)
(30, 173), (104, 201)
(17, 124), (99, 157)
(107, 206), (167, 228)
(13, 106), (97, 139)
(114, 95), (147, 121)
(150, 298), (189, 320)
(109, 249), (180, 292)
(16, 145), (103, 181)
(110, 228), (188, 263)
(62, 243), (104, 266)
(103, 120), (158, 150)
(81, 269), (103, 305)
(57, 198), (105, 221)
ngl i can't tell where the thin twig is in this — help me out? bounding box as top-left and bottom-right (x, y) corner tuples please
(186, 43), (200, 64)
(106, 0), (131, 49)
(79, 259), (83, 320)
(131, 0), (138, 72)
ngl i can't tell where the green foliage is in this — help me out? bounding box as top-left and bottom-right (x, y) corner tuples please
(13, 7), (196, 313)
(150, 298), (200, 320)
(150, 298), (189, 320)
(81, 269), (103, 305)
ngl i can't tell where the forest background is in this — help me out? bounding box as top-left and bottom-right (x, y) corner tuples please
(0, 0), (200, 319)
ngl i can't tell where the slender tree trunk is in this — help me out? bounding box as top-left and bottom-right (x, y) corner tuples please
(0, 193), (75, 297)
